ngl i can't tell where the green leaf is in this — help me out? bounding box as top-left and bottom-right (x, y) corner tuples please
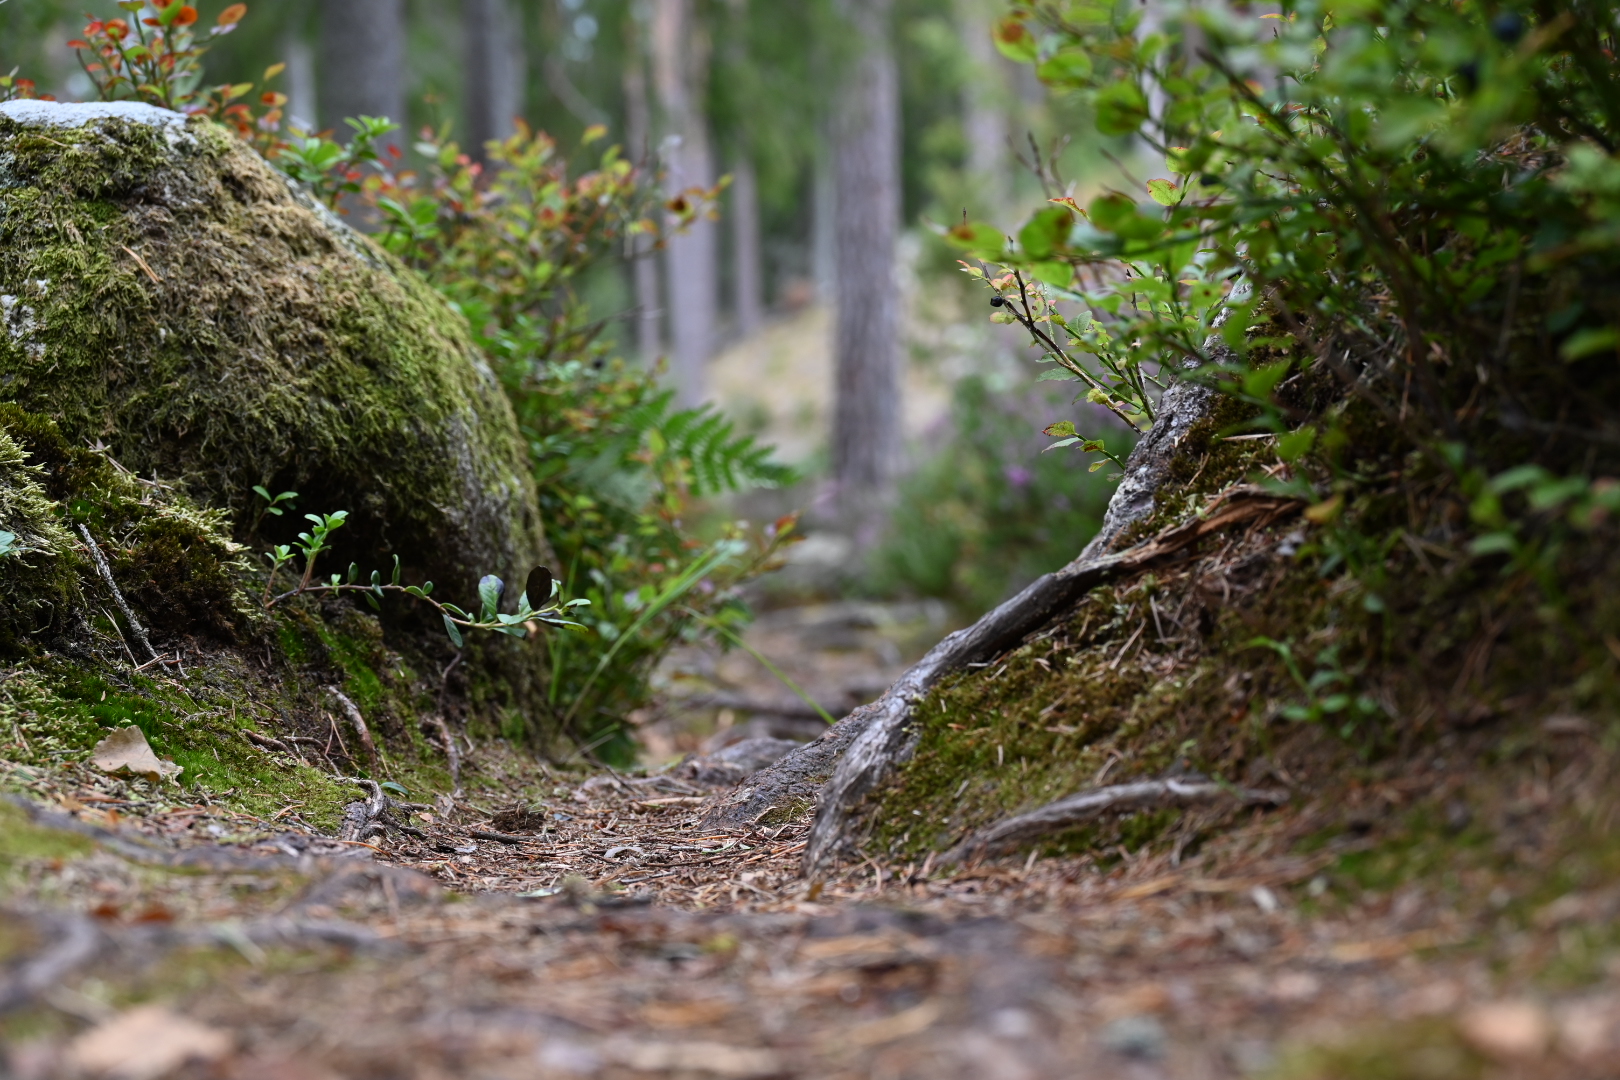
(993, 16), (1038, 62)
(1145, 178), (1179, 206)
(1018, 206), (1073, 260)
(1560, 326), (1619, 360)
(391, 554), (401, 586)
(442, 615), (464, 647)
(364, 592), (382, 611)
(1043, 420), (1078, 438)
(1242, 360), (1292, 401)
(1094, 80), (1149, 136)
(1087, 193), (1137, 232)
(379, 780), (410, 797)
(478, 574), (504, 620)
(1278, 426), (1317, 462)
(1468, 532), (1519, 556)
(347, 562), (359, 584)
(1036, 47), (1093, 85)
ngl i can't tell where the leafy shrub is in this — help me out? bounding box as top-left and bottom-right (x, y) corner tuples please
(956, 0), (1620, 493)
(352, 123), (792, 759)
(870, 376), (1123, 614)
(12, 6), (792, 762)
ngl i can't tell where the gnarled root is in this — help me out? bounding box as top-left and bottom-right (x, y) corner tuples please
(939, 779), (1291, 868)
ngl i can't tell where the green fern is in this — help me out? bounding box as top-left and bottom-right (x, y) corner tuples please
(620, 391), (796, 496)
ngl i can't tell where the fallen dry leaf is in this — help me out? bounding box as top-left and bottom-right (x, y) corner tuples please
(65, 1004), (232, 1080)
(1458, 1000), (1551, 1060)
(89, 727), (182, 784)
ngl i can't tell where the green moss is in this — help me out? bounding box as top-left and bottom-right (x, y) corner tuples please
(1266, 1019), (1486, 1080)
(0, 112), (545, 617)
(0, 798), (95, 863)
(0, 423), (81, 653)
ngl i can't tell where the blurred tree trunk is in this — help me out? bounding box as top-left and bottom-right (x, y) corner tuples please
(955, 0), (1010, 221)
(464, 0), (525, 164)
(624, 12), (663, 365)
(812, 153), (837, 303)
(651, 0), (718, 407)
(831, 0), (901, 511)
(731, 156), (765, 338)
(320, 0), (406, 152)
(281, 33), (318, 134)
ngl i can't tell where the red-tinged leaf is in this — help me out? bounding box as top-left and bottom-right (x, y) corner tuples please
(217, 3), (247, 26)
(67, 39), (90, 49)
(84, 20), (105, 33)
(105, 19), (129, 39)
(174, 6), (199, 26)
(1044, 420), (1078, 438)
(143, 18), (163, 26)
(993, 16), (1037, 62)
(261, 91), (287, 106)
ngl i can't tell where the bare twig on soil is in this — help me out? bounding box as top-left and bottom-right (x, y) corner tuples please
(77, 523), (159, 664)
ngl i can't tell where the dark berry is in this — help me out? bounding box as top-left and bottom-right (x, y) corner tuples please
(1491, 12), (1526, 44)
(990, 296), (1007, 307)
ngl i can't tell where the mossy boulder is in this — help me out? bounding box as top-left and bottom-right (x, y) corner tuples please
(0, 101), (546, 602)
(0, 422), (83, 654)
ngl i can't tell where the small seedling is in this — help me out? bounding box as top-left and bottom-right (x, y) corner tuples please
(260, 500), (588, 643)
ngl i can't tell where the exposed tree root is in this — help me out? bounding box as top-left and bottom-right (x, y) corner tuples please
(700, 376), (1296, 872)
(938, 779), (1290, 867)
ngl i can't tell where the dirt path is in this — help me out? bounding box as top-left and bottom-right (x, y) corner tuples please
(5, 727), (1620, 1079)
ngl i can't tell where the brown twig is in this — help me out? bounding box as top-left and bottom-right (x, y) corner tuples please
(77, 524), (159, 664)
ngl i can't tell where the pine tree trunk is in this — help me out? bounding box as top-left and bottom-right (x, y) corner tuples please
(831, 0), (902, 505)
(651, 0), (718, 407)
(320, 0), (407, 151)
(464, 0), (525, 164)
(624, 15), (664, 365)
(731, 155), (765, 338)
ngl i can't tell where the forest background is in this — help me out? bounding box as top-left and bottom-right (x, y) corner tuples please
(0, 0), (1135, 759)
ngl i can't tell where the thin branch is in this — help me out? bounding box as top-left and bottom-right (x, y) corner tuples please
(77, 524), (159, 664)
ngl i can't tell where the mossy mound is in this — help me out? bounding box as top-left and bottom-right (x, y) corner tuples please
(864, 395), (1620, 866)
(0, 101), (545, 600)
(0, 422), (82, 655)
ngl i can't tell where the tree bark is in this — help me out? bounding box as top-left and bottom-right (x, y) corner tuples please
(464, 0), (525, 164)
(731, 155), (765, 338)
(831, 0), (902, 506)
(319, 0), (407, 152)
(623, 14), (663, 365)
(651, 0), (718, 407)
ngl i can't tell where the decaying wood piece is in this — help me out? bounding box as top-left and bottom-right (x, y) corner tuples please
(701, 374), (1226, 842)
(939, 779), (1291, 867)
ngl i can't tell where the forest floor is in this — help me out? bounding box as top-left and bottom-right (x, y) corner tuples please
(4, 605), (1620, 1079)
